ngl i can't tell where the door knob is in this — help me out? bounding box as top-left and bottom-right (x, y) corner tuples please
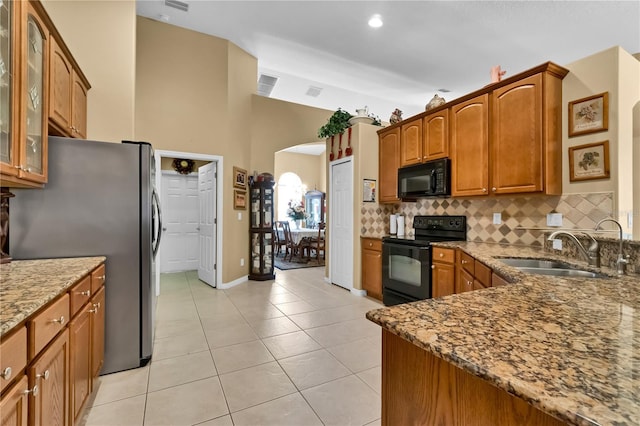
(162, 227), (167, 231)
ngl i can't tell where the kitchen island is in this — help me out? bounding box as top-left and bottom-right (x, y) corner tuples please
(366, 242), (639, 425)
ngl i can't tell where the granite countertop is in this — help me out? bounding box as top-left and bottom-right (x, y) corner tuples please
(0, 257), (106, 337)
(366, 242), (639, 426)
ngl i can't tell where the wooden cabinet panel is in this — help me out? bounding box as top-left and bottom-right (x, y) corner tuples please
(70, 72), (88, 139)
(450, 94), (489, 197)
(400, 118), (422, 166)
(432, 262), (455, 298)
(0, 375), (29, 426)
(69, 305), (91, 426)
(474, 260), (492, 288)
(433, 247), (455, 263)
(28, 293), (69, 359)
(90, 264), (106, 294)
(492, 273), (510, 287)
(49, 36), (72, 133)
(382, 330), (565, 426)
(69, 276), (91, 319)
(29, 328), (69, 426)
(0, 327), (27, 394)
(423, 110), (449, 160)
(378, 127), (400, 203)
(90, 286), (106, 384)
(457, 268), (474, 294)
(458, 251), (474, 275)
(491, 74), (543, 194)
(361, 238), (382, 301)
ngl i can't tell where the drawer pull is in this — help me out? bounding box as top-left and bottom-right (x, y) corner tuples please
(1, 367), (12, 380)
(431, 265), (435, 269)
(461, 260), (468, 264)
(24, 384), (39, 396)
(89, 308), (98, 313)
(79, 290), (91, 296)
(96, 275), (106, 282)
(36, 370), (50, 381)
(439, 253), (444, 258)
(51, 316), (65, 325)
(93, 302), (101, 309)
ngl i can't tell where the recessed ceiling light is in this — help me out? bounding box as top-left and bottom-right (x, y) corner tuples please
(368, 14), (383, 28)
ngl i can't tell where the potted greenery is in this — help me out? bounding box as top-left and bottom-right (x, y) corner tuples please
(317, 108), (353, 139)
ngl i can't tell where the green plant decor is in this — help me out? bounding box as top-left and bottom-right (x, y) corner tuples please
(317, 108), (353, 139)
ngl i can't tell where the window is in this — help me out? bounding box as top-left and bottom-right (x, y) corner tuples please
(277, 172), (304, 221)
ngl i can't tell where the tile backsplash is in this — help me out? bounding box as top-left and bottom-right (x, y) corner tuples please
(361, 192), (614, 247)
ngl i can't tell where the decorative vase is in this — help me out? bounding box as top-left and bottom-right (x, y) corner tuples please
(296, 219), (305, 229)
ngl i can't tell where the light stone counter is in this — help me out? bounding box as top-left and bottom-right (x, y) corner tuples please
(0, 257), (106, 337)
(366, 242), (639, 426)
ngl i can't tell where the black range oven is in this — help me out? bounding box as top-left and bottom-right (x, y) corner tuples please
(382, 215), (466, 306)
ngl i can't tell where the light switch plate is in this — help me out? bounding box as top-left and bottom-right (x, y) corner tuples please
(547, 213), (563, 227)
(238, 212), (242, 220)
(552, 239), (562, 250)
(493, 212), (502, 225)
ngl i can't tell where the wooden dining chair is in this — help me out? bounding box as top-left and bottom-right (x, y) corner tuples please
(302, 222), (325, 261)
(281, 221), (300, 261)
(273, 221), (287, 256)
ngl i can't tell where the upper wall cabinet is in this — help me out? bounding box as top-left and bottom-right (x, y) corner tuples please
(49, 35), (90, 139)
(0, 0), (90, 188)
(400, 117), (422, 167)
(378, 126), (400, 203)
(399, 110), (449, 168)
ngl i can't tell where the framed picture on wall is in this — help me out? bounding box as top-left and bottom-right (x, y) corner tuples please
(568, 92), (609, 137)
(363, 179), (376, 202)
(233, 166), (247, 189)
(233, 190), (247, 209)
(568, 140), (610, 182)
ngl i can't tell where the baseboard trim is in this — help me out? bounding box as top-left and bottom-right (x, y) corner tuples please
(350, 288), (367, 297)
(218, 275), (248, 289)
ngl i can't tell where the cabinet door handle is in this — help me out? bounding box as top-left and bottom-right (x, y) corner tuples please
(96, 275), (106, 282)
(461, 260), (468, 264)
(482, 188), (487, 193)
(89, 308), (98, 313)
(36, 370), (50, 381)
(1, 367), (12, 380)
(24, 385), (39, 396)
(491, 187), (497, 192)
(51, 316), (65, 325)
(78, 290), (91, 296)
(439, 253), (444, 257)
(431, 265), (435, 269)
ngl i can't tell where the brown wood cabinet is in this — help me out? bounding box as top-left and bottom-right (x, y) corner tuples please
(492, 272), (510, 287)
(0, 262), (104, 426)
(48, 35), (89, 139)
(0, 375), (29, 426)
(361, 237), (382, 300)
(0, 0), (89, 188)
(456, 250), (494, 293)
(423, 109), (449, 160)
(382, 330), (565, 425)
(378, 127), (400, 203)
(431, 247), (455, 298)
(399, 117), (422, 166)
(450, 94), (490, 197)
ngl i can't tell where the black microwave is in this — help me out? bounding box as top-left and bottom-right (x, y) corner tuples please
(398, 158), (451, 198)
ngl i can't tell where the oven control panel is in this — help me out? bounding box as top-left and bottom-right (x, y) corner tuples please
(413, 215), (466, 232)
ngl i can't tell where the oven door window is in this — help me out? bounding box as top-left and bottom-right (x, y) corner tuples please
(389, 254), (422, 286)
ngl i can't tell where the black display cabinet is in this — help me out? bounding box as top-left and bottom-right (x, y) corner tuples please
(249, 180), (275, 280)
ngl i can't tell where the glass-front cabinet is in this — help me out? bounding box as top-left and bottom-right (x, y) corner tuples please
(249, 180), (275, 280)
(0, 1), (48, 187)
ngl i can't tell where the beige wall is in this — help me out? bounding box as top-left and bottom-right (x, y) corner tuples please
(251, 96), (332, 174)
(42, 0), (136, 142)
(563, 46), (640, 237)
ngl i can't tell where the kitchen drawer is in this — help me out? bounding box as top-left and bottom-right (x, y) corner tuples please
(459, 251), (474, 275)
(0, 327), (27, 393)
(28, 293), (69, 360)
(361, 238), (382, 252)
(458, 268), (474, 293)
(433, 247), (455, 264)
(492, 273), (510, 287)
(90, 264), (106, 294)
(69, 275), (92, 318)
(474, 261), (492, 288)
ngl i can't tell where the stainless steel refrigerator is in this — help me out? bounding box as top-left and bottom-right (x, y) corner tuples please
(10, 136), (162, 374)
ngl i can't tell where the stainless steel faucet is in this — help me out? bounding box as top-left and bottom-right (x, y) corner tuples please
(595, 218), (628, 275)
(547, 231), (600, 267)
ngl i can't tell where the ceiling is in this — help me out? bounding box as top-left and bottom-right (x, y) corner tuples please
(136, 0), (640, 135)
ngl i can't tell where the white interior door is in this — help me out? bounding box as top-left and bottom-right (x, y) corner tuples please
(160, 173), (199, 273)
(198, 162), (217, 287)
(330, 159), (353, 290)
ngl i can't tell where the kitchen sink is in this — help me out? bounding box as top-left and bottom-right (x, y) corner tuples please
(498, 258), (608, 279)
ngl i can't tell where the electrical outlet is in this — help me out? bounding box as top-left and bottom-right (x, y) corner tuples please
(547, 213), (563, 227)
(493, 212), (502, 225)
(240, 258), (245, 266)
(552, 239), (562, 250)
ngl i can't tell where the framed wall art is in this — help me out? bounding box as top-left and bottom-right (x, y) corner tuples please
(233, 190), (247, 210)
(568, 140), (610, 182)
(233, 166), (247, 189)
(568, 92), (608, 137)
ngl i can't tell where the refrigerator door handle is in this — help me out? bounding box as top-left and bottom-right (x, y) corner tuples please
(152, 188), (163, 259)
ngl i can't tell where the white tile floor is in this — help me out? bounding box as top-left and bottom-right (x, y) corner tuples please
(82, 267), (384, 426)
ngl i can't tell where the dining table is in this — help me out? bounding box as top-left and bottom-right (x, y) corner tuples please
(288, 228), (319, 244)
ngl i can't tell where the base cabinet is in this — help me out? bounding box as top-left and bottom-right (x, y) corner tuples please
(431, 247), (455, 298)
(382, 330), (564, 425)
(0, 376), (29, 426)
(361, 238), (382, 300)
